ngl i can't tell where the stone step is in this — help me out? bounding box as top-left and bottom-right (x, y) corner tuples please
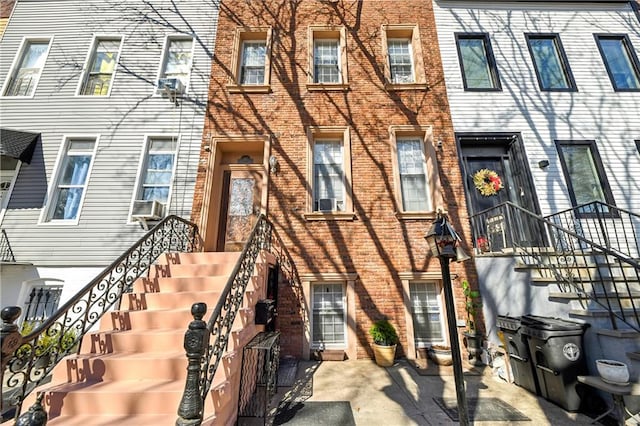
(123, 290), (222, 311)
(149, 262), (237, 279)
(131, 276), (229, 293)
(47, 414), (180, 425)
(159, 251), (241, 265)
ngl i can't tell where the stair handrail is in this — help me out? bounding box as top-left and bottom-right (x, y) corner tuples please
(1, 229), (16, 263)
(1, 215), (201, 420)
(469, 202), (640, 331)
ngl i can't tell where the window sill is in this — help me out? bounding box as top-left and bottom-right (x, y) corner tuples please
(385, 82), (428, 91)
(395, 211), (438, 220)
(306, 83), (350, 92)
(304, 211), (356, 221)
(227, 84), (271, 93)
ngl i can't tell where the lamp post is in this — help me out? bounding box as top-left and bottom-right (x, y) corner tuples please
(424, 213), (470, 426)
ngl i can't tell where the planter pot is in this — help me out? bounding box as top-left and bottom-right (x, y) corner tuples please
(372, 343), (396, 367)
(428, 346), (453, 366)
(463, 332), (484, 365)
(596, 359), (630, 385)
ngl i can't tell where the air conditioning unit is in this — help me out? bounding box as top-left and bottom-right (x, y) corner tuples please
(317, 198), (337, 212)
(157, 78), (185, 95)
(131, 200), (165, 220)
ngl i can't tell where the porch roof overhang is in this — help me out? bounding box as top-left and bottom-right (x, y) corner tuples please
(0, 128), (40, 164)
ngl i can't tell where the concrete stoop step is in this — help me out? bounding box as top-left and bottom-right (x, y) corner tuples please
(23, 250), (273, 426)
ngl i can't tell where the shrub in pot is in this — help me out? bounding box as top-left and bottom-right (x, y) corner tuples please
(369, 319), (398, 367)
(461, 280), (483, 364)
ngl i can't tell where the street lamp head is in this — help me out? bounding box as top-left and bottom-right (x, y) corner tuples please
(424, 213), (469, 261)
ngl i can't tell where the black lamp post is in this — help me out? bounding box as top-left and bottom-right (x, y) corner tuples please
(424, 213), (470, 426)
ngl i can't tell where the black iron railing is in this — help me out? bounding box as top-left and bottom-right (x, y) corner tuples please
(469, 202), (640, 331)
(1, 229), (16, 263)
(1, 215), (201, 419)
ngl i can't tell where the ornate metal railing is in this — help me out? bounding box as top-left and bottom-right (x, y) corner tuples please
(469, 202), (640, 331)
(1, 215), (201, 420)
(176, 214), (273, 425)
(0, 229), (16, 263)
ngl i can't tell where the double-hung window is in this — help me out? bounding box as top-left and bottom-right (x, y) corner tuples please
(312, 283), (346, 349)
(595, 34), (640, 91)
(308, 26), (348, 89)
(382, 25), (427, 89)
(3, 39), (50, 97)
(526, 34), (576, 91)
(410, 282), (445, 346)
(136, 137), (177, 206)
(80, 37), (122, 96)
(455, 34), (501, 90)
(46, 138), (97, 222)
(158, 37), (193, 90)
(390, 125), (440, 218)
(555, 140), (615, 215)
(314, 40), (340, 83)
(229, 28), (272, 92)
(240, 41), (267, 85)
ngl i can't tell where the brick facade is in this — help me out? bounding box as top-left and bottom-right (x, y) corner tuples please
(192, 0), (482, 360)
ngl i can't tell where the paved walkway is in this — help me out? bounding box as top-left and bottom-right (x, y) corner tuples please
(254, 359), (602, 425)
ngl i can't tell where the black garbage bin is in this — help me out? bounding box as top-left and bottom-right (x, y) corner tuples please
(497, 315), (540, 395)
(522, 315), (588, 412)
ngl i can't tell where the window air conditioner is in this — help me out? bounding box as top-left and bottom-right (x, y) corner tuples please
(157, 78), (185, 95)
(318, 198), (337, 212)
(132, 200), (165, 220)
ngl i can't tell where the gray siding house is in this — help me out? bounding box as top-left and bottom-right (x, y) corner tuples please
(0, 0), (219, 319)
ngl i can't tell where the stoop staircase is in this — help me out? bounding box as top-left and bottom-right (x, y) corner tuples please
(20, 250), (273, 425)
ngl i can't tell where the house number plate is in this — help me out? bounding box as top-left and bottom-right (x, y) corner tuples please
(563, 343), (580, 361)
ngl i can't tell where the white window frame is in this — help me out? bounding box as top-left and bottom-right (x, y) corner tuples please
(18, 278), (65, 327)
(2, 37), (53, 98)
(76, 35), (123, 97)
(396, 137), (431, 212)
(227, 27), (272, 93)
(0, 157), (21, 223)
(409, 281), (446, 347)
(307, 26), (348, 90)
(381, 24), (427, 90)
(311, 282), (347, 350)
(239, 40), (267, 85)
(387, 38), (415, 84)
(40, 135), (99, 226)
(129, 135), (179, 223)
(155, 35), (194, 95)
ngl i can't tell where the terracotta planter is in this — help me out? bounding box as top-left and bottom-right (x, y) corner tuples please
(372, 343), (396, 367)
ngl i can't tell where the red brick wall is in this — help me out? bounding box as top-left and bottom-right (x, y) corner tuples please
(192, 0), (481, 359)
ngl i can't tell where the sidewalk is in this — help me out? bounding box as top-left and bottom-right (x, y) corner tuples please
(253, 359), (599, 425)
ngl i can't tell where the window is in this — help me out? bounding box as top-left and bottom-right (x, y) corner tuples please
(312, 283), (346, 349)
(45, 138), (97, 222)
(308, 26), (348, 89)
(382, 25), (427, 89)
(556, 140), (615, 215)
(389, 125), (442, 219)
(22, 284), (63, 326)
(228, 27), (272, 92)
(595, 35), (640, 91)
(306, 127), (353, 220)
(636, 140), (640, 155)
(79, 37), (122, 96)
(455, 34), (501, 90)
(526, 34), (575, 91)
(410, 282), (445, 346)
(158, 36), (193, 89)
(135, 137), (177, 206)
(3, 39), (50, 97)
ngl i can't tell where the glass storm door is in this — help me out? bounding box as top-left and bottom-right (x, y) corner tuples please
(217, 170), (262, 252)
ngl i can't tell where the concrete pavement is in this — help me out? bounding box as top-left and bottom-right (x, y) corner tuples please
(260, 359), (601, 425)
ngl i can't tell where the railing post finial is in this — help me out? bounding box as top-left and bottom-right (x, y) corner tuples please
(176, 302), (209, 426)
(1, 306), (22, 371)
(15, 393), (47, 426)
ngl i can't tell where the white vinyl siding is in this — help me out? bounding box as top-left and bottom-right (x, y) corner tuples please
(3, 39), (50, 97)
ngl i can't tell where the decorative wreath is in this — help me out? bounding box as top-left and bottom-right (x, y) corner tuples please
(473, 168), (504, 197)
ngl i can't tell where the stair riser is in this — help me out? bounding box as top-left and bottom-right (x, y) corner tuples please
(159, 252), (241, 265)
(150, 263), (236, 278)
(99, 309), (206, 332)
(124, 291), (221, 311)
(53, 356), (188, 382)
(81, 331), (184, 353)
(132, 276), (229, 293)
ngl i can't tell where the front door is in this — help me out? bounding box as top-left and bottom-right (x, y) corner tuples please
(217, 169), (263, 252)
(459, 135), (541, 251)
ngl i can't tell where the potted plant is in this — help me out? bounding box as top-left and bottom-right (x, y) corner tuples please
(369, 319), (399, 367)
(461, 280), (483, 363)
(17, 322), (78, 369)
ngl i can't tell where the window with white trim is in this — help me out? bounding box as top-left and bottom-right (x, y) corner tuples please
(3, 39), (50, 97)
(388, 39), (414, 84)
(410, 281), (445, 346)
(159, 36), (193, 88)
(312, 282), (346, 349)
(240, 40), (267, 85)
(307, 26), (348, 88)
(382, 25), (427, 89)
(135, 137), (177, 205)
(80, 37), (122, 96)
(46, 138), (96, 222)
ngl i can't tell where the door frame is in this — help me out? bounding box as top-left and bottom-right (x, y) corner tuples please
(199, 135), (270, 252)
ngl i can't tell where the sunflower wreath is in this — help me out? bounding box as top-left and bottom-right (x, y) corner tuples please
(473, 168), (504, 196)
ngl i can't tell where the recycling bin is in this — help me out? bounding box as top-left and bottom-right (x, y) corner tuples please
(522, 315), (588, 412)
(496, 315), (540, 395)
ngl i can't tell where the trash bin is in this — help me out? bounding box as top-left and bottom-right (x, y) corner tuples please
(522, 315), (588, 412)
(496, 315), (540, 395)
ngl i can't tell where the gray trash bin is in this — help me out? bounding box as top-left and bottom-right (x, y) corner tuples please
(522, 315), (588, 412)
(497, 315), (540, 395)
